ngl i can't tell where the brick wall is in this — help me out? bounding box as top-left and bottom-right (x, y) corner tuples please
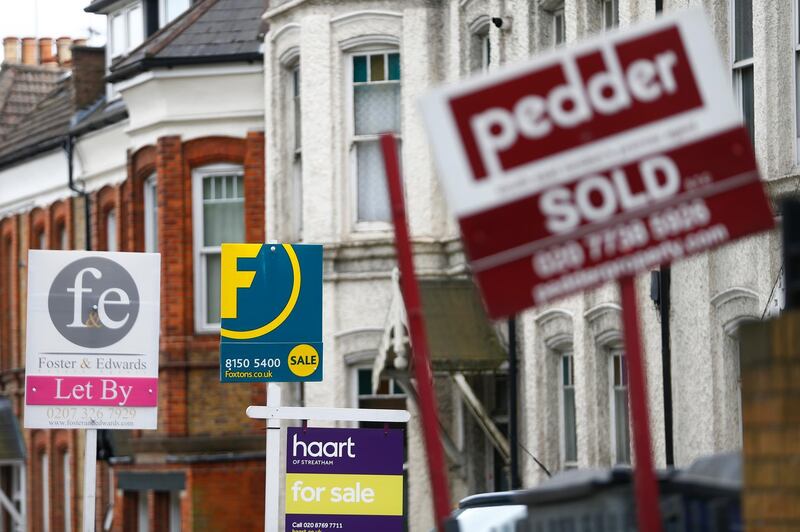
(740, 312), (800, 530)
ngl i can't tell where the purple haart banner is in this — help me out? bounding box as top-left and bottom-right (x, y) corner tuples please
(285, 427), (405, 532)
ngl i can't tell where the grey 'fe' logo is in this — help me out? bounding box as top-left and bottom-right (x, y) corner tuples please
(48, 257), (140, 348)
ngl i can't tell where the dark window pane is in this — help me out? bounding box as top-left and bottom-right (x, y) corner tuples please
(358, 368), (372, 396)
(353, 55), (367, 82)
(370, 54), (385, 81)
(734, 0), (753, 61)
(564, 388), (577, 463)
(741, 65), (755, 143)
(388, 53), (400, 80)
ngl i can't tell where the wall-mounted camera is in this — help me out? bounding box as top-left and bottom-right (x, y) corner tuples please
(491, 17), (512, 31)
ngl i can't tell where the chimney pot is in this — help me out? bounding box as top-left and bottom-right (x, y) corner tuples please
(73, 38), (88, 47)
(3, 37), (19, 64)
(21, 37), (37, 65)
(38, 38), (54, 64)
(56, 37), (72, 66)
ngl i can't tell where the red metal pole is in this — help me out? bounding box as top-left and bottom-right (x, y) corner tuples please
(380, 133), (452, 531)
(619, 275), (663, 532)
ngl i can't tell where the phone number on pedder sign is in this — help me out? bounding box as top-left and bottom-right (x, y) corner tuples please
(223, 357), (281, 370)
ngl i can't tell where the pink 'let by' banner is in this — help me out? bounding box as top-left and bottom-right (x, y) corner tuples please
(26, 376), (159, 407)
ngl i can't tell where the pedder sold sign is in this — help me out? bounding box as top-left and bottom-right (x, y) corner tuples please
(421, 9), (774, 318)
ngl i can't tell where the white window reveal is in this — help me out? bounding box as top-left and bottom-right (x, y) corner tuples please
(160, 0), (191, 27)
(610, 351), (631, 465)
(351, 52), (401, 226)
(192, 165), (245, 332)
(109, 2), (144, 58)
(560, 352), (577, 468)
(731, 0), (754, 143)
(144, 174), (158, 253)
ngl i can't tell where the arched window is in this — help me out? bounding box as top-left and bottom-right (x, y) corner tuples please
(560, 350), (578, 468)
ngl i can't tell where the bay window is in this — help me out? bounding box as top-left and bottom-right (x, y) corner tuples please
(192, 165), (245, 332)
(351, 51), (401, 226)
(731, 0), (754, 143)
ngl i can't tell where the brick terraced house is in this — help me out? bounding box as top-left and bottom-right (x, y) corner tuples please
(0, 1), (267, 530)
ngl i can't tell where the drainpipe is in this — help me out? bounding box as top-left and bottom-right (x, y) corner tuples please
(65, 134), (91, 251)
(508, 316), (520, 489)
(659, 265), (673, 467)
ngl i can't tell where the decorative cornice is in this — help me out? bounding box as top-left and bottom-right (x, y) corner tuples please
(584, 303), (622, 323)
(331, 10), (402, 26)
(534, 308), (573, 326)
(278, 45), (300, 66)
(271, 23), (301, 43)
(710, 287), (760, 309)
(467, 14), (491, 34)
(339, 34), (400, 51)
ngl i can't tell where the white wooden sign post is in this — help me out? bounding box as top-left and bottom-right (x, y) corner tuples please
(248, 383), (411, 532)
(23, 251), (161, 532)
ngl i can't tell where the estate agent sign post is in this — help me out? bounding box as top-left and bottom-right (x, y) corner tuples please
(219, 242), (410, 532)
(418, 9), (774, 531)
(24, 250), (161, 532)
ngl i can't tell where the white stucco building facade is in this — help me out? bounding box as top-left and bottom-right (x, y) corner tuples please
(263, 1), (788, 530)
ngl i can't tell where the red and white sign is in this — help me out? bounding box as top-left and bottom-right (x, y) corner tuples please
(421, 9), (774, 318)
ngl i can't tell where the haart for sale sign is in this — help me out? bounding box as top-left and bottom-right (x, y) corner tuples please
(420, 9), (774, 318)
(24, 251), (160, 429)
(285, 427), (404, 532)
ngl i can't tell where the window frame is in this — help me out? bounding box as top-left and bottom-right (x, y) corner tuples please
(553, 6), (566, 46)
(347, 47), (402, 232)
(191, 163), (246, 333)
(144, 173), (158, 253)
(108, 1), (144, 59)
(730, 0), (754, 142)
(608, 350), (631, 465)
(558, 350), (578, 469)
(159, 0), (191, 28)
(602, 0), (619, 31)
(105, 208), (118, 252)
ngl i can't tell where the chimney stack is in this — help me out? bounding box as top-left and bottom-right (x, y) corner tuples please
(38, 38), (54, 65)
(56, 37), (72, 66)
(3, 37), (19, 64)
(21, 37), (37, 65)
